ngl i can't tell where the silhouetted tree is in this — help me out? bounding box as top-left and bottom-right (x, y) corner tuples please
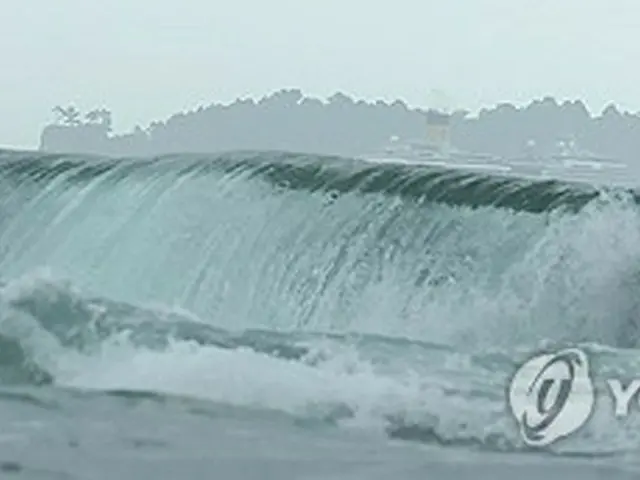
(53, 105), (81, 126)
(85, 110), (101, 123)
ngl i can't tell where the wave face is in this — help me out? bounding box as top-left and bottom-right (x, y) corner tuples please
(2, 149), (640, 456)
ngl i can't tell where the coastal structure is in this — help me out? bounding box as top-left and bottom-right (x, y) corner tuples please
(424, 109), (452, 154)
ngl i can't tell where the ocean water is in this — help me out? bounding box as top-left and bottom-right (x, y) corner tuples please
(1, 150), (640, 478)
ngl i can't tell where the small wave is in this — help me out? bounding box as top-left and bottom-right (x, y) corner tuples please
(0, 273), (514, 454)
(1, 272), (640, 457)
(0, 272), (315, 385)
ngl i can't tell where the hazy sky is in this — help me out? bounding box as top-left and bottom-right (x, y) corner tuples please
(3, 0), (640, 148)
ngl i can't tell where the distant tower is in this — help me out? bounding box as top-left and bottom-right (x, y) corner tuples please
(425, 109), (451, 153)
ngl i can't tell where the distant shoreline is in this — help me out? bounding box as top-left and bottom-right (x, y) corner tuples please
(38, 89), (640, 163)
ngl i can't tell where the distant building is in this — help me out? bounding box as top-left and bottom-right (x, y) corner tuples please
(425, 109), (451, 153)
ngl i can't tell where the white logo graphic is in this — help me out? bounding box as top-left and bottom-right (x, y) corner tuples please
(508, 348), (595, 447)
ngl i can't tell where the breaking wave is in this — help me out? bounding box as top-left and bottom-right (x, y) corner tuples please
(2, 149), (640, 455)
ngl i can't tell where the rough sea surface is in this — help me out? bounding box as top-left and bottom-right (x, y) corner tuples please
(1, 149), (640, 478)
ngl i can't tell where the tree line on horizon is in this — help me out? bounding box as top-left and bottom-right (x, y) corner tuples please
(52, 106), (113, 130)
(40, 89), (640, 162)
